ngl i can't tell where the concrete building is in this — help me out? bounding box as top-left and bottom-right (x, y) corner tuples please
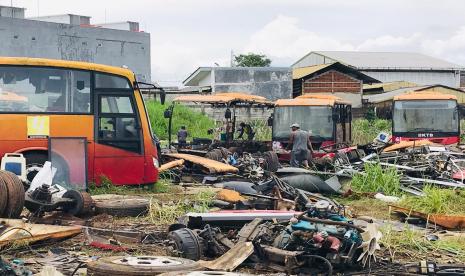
(0, 6), (151, 82)
(183, 67), (292, 100)
(292, 51), (464, 88)
(292, 62), (379, 107)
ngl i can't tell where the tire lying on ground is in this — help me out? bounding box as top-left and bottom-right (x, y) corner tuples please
(0, 170), (25, 218)
(94, 197), (150, 217)
(87, 256), (199, 276)
(0, 176), (8, 216)
(262, 151), (280, 172)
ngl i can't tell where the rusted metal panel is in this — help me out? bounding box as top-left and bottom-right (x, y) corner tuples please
(390, 205), (465, 229)
(383, 140), (432, 152)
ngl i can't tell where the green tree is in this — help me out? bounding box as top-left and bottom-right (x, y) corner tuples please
(234, 53), (271, 67)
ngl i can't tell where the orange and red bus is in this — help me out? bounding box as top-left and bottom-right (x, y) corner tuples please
(392, 92), (460, 145)
(0, 57), (159, 186)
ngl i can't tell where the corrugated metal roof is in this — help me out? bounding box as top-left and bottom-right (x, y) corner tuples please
(364, 86), (460, 103)
(311, 51), (463, 70)
(292, 64), (332, 79)
(363, 81), (418, 91)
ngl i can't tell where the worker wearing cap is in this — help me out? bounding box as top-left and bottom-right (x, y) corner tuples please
(288, 123), (312, 167)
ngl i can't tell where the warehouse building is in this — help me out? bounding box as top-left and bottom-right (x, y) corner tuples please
(0, 6), (151, 82)
(292, 51), (464, 88)
(292, 62), (379, 107)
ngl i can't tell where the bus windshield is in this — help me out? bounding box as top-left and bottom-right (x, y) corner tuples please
(0, 66), (94, 113)
(393, 100), (459, 133)
(273, 106), (333, 140)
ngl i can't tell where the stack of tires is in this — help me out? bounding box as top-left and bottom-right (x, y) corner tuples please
(0, 170), (25, 218)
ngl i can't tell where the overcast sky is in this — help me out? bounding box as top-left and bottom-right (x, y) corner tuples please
(3, 0), (465, 86)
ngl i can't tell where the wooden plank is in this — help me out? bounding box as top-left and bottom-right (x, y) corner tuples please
(198, 241), (254, 271)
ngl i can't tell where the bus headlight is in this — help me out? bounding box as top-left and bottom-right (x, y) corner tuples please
(153, 157), (160, 168)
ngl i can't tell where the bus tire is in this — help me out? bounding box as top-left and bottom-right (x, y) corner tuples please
(95, 198), (150, 217)
(62, 190), (94, 217)
(0, 176), (8, 216)
(87, 256), (198, 276)
(0, 171), (25, 218)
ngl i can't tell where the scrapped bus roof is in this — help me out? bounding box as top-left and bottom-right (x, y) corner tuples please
(275, 98), (341, 107)
(394, 92), (457, 101)
(174, 92), (273, 105)
(296, 94), (344, 101)
(0, 57), (135, 81)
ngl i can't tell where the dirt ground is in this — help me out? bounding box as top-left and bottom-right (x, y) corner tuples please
(2, 185), (465, 275)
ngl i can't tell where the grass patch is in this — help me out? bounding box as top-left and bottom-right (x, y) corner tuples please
(336, 197), (391, 220)
(146, 101), (215, 141)
(381, 225), (465, 262)
(89, 176), (176, 195)
(147, 189), (215, 225)
(399, 185), (465, 215)
(350, 162), (401, 196)
(352, 119), (391, 145)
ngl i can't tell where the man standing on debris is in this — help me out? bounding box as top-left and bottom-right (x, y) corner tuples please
(237, 122), (255, 141)
(177, 126), (188, 147)
(288, 123), (312, 167)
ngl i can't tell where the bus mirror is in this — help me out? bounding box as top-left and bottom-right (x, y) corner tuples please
(164, 109), (172, 118)
(225, 108), (232, 119)
(76, 80), (85, 90)
(267, 115), (273, 126)
(332, 114), (339, 122)
(160, 90), (166, 105)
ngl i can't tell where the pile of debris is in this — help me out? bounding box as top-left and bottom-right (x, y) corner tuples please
(168, 198), (382, 274)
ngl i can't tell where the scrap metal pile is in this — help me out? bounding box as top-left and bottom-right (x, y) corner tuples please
(336, 139), (465, 193)
(168, 199), (382, 274)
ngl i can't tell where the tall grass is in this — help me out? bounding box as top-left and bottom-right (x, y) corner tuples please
(399, 185), (465, 215)
(351, 162), (401, 196)
(352, 119), (391, 145)
(145, 101), (215, 141)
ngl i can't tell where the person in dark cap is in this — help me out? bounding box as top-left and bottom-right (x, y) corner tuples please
(288, 123), (312, 167)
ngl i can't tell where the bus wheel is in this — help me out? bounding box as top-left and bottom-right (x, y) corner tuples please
(62, 190), (94, 217)
(263, 151), (280, 172)
(0, 176), (8, 216)
(24, 152), (48, 186)
(0, 171), (25, 218)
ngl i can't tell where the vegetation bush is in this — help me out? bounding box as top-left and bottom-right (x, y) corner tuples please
(145, 101), (215, 141)
(352, 119), (391, 145)
(399, 185), (465, 215)
(350, 162), (401, 196)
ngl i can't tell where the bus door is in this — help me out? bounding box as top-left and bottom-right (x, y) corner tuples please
(93, 74), (145, 185)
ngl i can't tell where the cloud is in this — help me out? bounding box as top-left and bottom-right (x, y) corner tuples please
(242, 15), (465, 68)
(421, 27), (465, 64)
(357, 33), (423, 52)
(244, 15), (355, 65)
